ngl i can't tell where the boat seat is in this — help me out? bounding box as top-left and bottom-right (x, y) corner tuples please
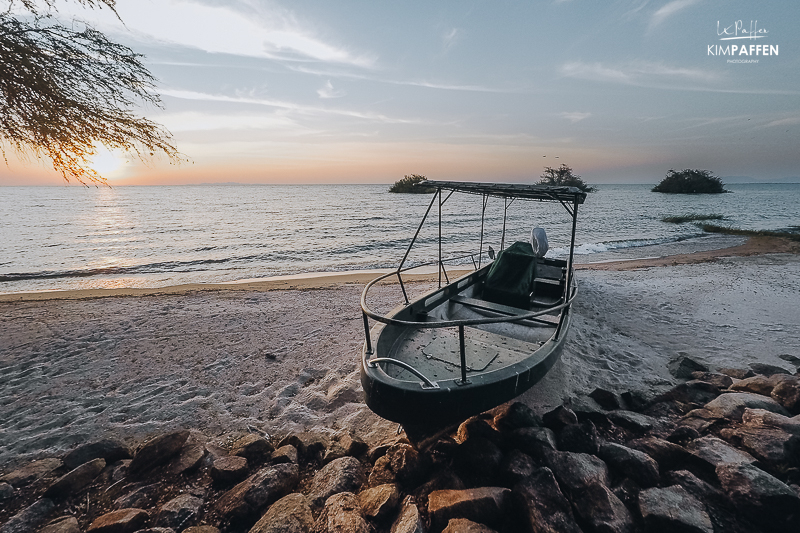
(450, 295), (560, 325)
(482, 241), (537, 309)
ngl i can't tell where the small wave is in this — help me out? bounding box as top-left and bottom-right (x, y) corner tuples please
(549, 234), (704, 257)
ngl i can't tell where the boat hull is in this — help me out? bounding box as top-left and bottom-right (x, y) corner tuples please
(360, 271), (572, 428)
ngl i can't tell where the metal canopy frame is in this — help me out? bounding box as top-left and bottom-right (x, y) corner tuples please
(361, 180), (585, 388)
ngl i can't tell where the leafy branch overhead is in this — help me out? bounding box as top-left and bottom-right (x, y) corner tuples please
(0, 1), (182, 184)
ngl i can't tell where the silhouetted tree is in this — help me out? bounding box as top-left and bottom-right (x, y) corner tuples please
(389, 174), (434, 193)
(538, 164), (595, 192)
(0, 0), (181, 184)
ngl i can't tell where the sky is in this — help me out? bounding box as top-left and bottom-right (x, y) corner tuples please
(2, 0), (799, 185)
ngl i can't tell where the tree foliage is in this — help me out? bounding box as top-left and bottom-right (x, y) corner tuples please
(652, 169), (729, 194)
(0, 0), (181, 185)
(388, 174), (434, 193)
(538, 164), (596, 192)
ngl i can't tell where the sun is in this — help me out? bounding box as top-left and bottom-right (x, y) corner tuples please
(89, 145), (124, 176)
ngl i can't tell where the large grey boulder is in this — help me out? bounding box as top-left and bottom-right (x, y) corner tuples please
(44, 458), (106, 499)
(128, 431), (190, 477)
(311, 492), (370, 533)
(0, 458), (62, 487)
(63, 439), (131, 470)
(639, 485), (713, 533)
(702, 393), (789, 421)
(215, 463), (299, 525)
(716, 462), (800, 529)
(0, 498), (55, 533)
(155, 493), (203, 530)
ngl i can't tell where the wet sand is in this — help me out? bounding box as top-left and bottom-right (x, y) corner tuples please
(1, 237), (799, 468)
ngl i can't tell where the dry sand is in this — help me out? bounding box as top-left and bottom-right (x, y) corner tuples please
(1, 237), (799, 469)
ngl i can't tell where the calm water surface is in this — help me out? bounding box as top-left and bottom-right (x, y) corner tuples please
(1, 183), (798, 293)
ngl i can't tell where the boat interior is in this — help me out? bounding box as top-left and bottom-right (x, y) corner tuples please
(380, 252), (569, 383)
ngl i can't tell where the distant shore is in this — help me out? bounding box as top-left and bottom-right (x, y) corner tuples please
(2, 235), (796, 303)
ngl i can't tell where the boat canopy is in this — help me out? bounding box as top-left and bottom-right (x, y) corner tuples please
(416, 180), (587, 204)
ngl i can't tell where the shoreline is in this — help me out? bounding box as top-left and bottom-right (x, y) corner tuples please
(2, 235), (797, 303)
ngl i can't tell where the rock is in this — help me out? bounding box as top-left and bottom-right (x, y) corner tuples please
(493, 402), (541, 431)
(169, 432), (207, 476)
(719, 368), (755, 380)
(40, 516), (81, 533)
(589, 387), (621, 410)
(215, 463), (299, 525)
(44, 457), (106, 498)
(231, 434), (274, 465)
(311, 492), (370, 533)
(510, 427), (557, 458)
(135, 529), (174, 533)
(111, 459), (131, 482)
(387, 443), (427, 486)
(654, 381), (720, 406)
(184, 527), (220, 533)
(63, 439), (131, 470)
(677, 409), (719, 434)
(628, 437), (694, 472)
(0, 498), (55, 533)
(359, 483), (400, 521)
(307, 456), (365, 508)
(0, 482), (14, 499)
(441, 519), (497, 532)
(750, 363), (791, 376)
(598, 443), (660, 487)
(368, 455), (396, 486)
(412, 470), (465, 502)
(114, 483), (160, 509)
(621, 390), (651, 412)
(574, 483), (634, 533)
(249, 493), (313, 533)
(87, 508), (150, 533)
(667, 426), (701, 446)
(607, 410), (656, 432)
(453, 437), (503, 483)
(324, 432), (368, 464)
(556, 420), (599, 455)
(456, 417), (502, 446)
(389, 499), (424, 533)
(156, 493), (203, 530)
(741, 408), (800, 435)
(500, 450), (536, 485)
(272, 445), (299, 464)
(513, 467), (582, 533)
(702, 392), (789, 421)
(719, 426), (800, 466)
(427, 487), (510, 532)
(0, 458), (62, 487)
(663, 470), (724, 504)
(690, 372), (734, 389)
(685, 436), (756, 469)
(717, 462), (800, 528)
(771, 377), (800, 414)
(730, 374), (794, 396)
(128, 431), (190, 477)
(669, 355), (709, 379)
(543, 450), (610, 491)
(639, 485), (713, 533)
(541, 405), (578, 431)
(211, 455), (249, 486)
(612, 478), (641, 509)
(570, 397), (611, 426)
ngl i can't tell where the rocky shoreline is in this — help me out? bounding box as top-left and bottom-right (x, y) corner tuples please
(2, 357), (800, 533)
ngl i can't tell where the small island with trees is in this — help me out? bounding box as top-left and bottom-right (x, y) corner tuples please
(388, 174), (435, 193)
(652, 169), (729, 194)
(538, 164), (596, 192)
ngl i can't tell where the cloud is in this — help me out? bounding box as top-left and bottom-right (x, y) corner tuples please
(68, 0), (376, 67)
(764, 116), (800, 128)
(317, 80), (346, 99)
(649, 0), (701, 28)
(560, 112), (591, 123)
(560, 61), (717, 85)
(442, 28), (460, 51)
(160, 89), (419, 124)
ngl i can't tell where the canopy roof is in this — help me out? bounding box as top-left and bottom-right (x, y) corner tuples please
(417, 180), (587, 204)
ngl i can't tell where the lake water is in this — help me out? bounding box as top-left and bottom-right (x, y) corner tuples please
(1, 183), (798, 294)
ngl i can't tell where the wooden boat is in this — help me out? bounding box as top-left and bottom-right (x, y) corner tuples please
(359, 181), (586, 434)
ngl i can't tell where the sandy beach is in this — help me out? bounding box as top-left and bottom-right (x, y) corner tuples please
(1, 237), (799, 469)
